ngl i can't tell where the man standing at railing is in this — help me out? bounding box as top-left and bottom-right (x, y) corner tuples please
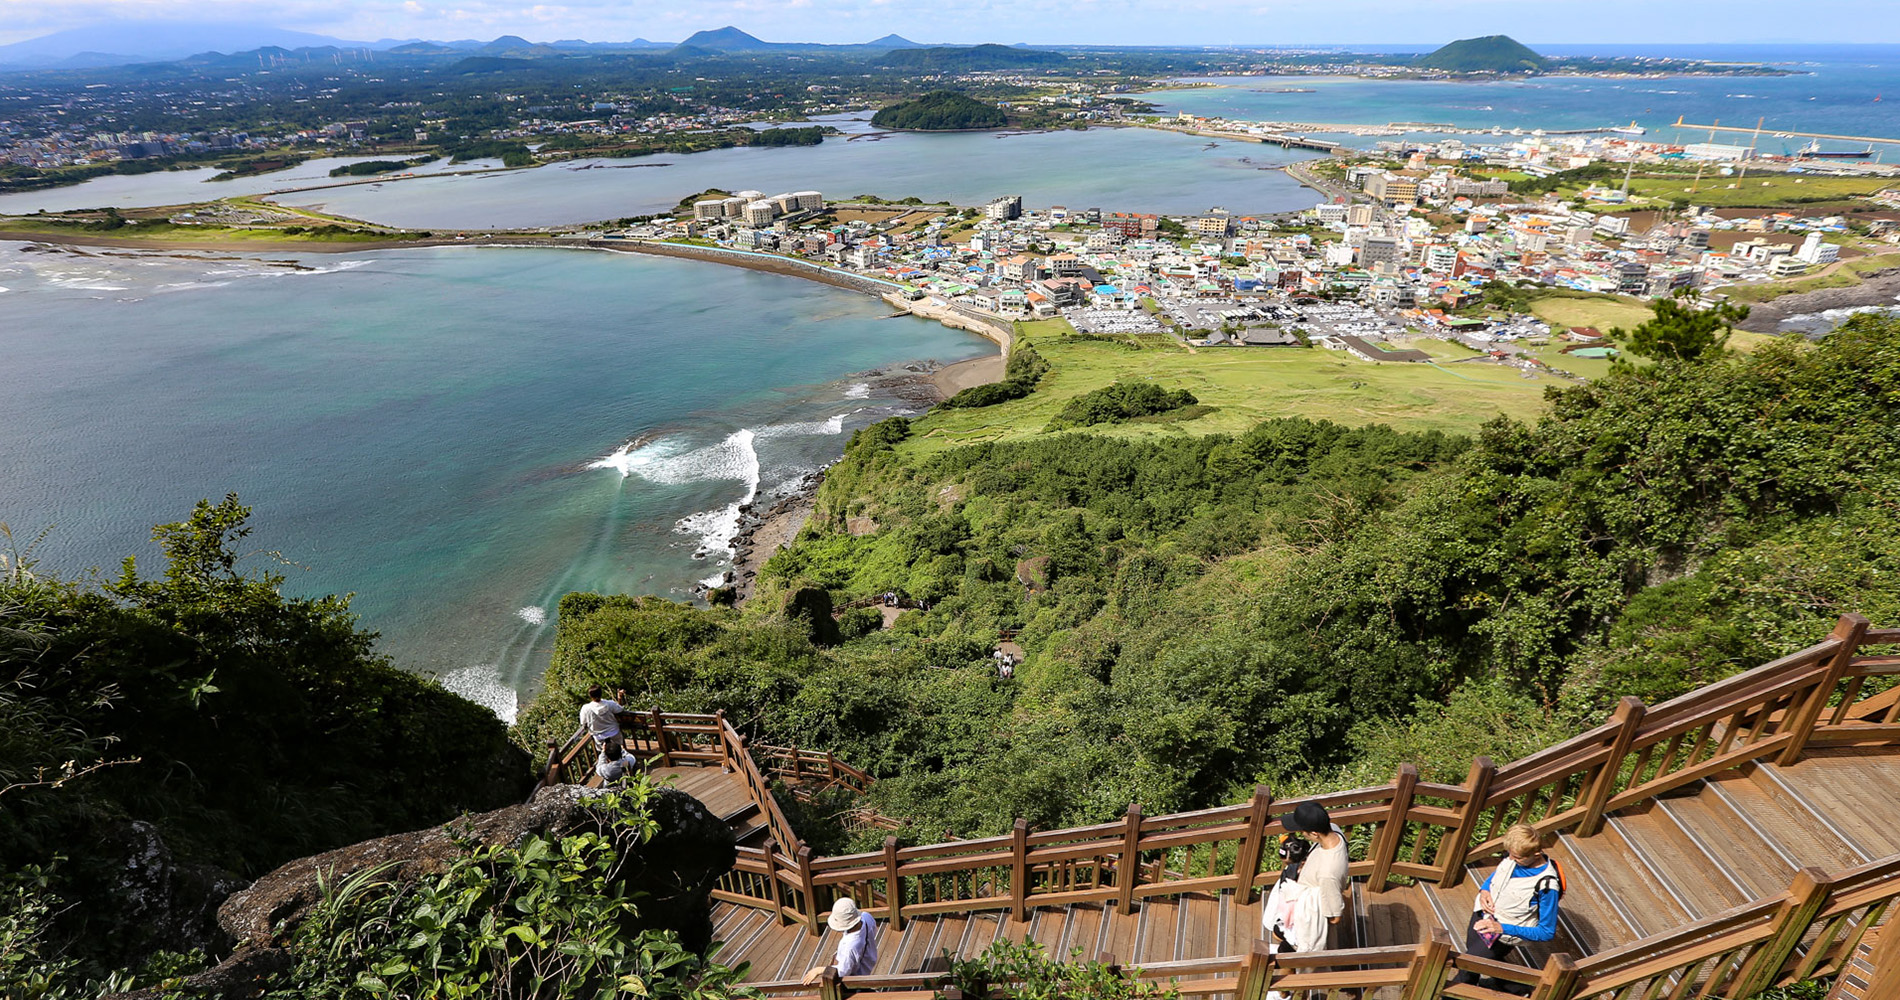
(803, 897), (879, 983)
(578, 685), (629, 747)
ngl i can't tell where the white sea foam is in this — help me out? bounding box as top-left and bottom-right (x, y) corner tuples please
(844, 382), (872, 399)
(517, 605), (547, 625)
(588, 428), (759, 487)
(757, 414), (846, 438)
(440, 665), (519, 724)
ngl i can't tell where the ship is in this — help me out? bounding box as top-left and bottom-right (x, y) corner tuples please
(1796, 139), (1874, 159)
(1610, 120), (1646, 136)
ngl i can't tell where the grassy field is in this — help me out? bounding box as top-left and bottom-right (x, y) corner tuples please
(1561, 173), (1888, 209)
(904, 325), (1554, 454)
(1526, 292), (1654, 334)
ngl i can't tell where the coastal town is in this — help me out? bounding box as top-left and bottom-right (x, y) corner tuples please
(605, 123), (1900, 376)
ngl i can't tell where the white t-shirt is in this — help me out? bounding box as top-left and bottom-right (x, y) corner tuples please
(835, 913), (879, 977)
(579, 699), (624, 743)
(594, 753), (637, 782)
(1294, 825), (1350, 921)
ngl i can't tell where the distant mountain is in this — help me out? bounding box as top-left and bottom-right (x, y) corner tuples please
(0, 21), (369, 68)
(678, 26), (773, 51)
(865, 34), (924, 49)
(1416, 35), (1547, 73)
(876, 43), (1065, 71)
(389, 41), (455, 55)
(481, 35), (536, 52)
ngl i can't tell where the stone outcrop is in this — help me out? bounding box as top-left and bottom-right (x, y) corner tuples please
(112, 783), (735, 1000)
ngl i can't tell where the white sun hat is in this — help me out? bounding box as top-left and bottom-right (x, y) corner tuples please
(827, 897), (863, 933)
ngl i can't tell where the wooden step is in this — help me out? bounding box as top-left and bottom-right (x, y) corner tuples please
(1706, 768), (1870, 870)
(1763, 752), (1900, 856)
(1605, 803), (1752, 918)
(1744, 762), (1886, 860)
(1553, 824), (1694, 940)
(1654, 783), (1799, 898)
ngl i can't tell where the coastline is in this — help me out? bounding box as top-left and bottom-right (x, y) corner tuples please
(0, 229), (1010, 609)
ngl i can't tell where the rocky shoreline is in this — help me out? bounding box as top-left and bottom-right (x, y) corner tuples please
(1736, 268), (1900, 334)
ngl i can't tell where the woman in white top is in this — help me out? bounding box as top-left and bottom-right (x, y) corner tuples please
(1261, 801), (1351, 1000)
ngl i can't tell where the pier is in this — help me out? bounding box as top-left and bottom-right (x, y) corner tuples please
(1670, 116), (1900, 147)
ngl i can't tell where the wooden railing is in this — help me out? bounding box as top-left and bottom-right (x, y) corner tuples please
(702, 614), (1900, 999)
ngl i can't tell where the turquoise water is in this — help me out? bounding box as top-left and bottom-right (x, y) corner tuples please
(0, 243), (991, 713)
(1148, 45), (1900, 154)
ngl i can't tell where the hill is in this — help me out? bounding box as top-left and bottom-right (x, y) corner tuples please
(876, 42), (1065, 71)
(677, 26), (773, 51)
(1416, 34), (1547, 73)
(866, 33), (925, 49)
(870, 90), (1008, 130)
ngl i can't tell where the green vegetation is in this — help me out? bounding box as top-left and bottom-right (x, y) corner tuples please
(2, 496), (526, 987)
(519, 313), (1900, 842)
(445, 139), (536, 167)
(871, 90), (1008, 131)
(1721, 251), (1900, 303)
(748, 125), (825, 147)
(328, 155), (438, 177)
(946, 940), (1177, 1000)
(940, 344), (1050, 409)
(1613, 294), (1749, 362)
(911, 325), (1550, 449)
(268, 780), (744, 1000)
(1045, 379), (1198, 429)
(1415, 35), (1548, 74)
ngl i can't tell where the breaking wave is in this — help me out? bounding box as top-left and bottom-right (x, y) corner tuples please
(440, 665), (519, 724)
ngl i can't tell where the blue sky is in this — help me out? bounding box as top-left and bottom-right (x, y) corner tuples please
(3, 0), (1897, 48)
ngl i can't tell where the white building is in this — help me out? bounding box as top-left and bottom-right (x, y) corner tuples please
(1796, 232), (1841, 266)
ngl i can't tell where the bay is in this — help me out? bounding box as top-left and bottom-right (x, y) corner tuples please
(1146, 44), (1900, 154)
(0, 243), (992, 715)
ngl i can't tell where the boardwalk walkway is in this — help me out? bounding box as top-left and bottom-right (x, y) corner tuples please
(538, 614), (1900, 1000)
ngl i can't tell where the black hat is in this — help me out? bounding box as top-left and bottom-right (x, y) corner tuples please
(1279, 801), (1332, 834)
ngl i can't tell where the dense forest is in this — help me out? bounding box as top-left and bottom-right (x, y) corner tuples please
(519, 313), (1900, 840)
(870, 91), (1008, 131)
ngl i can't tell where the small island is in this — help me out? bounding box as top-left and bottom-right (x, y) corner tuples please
(870, 90), (1008, 131)
(1415, 34), (1549, 74)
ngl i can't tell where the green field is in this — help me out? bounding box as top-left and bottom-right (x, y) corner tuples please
(1589, 173), (1887, 209)
(905, 325), (1554, 454)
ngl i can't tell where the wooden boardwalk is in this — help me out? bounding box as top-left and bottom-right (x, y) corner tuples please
(538, 616), (1900, 1000)
(696, 747), (1900, 989)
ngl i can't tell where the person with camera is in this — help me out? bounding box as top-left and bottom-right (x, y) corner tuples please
(1452, 823), (1565, 996)
(1259, 802), (1350, 1000)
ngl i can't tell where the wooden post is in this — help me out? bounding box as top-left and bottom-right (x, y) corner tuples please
(716, 710), (732, 773)
(1440, 756), (1497, 887)
(797, 846), (822, 934)
(764, 842), (792, 926)
(1398, 927), (1454, 1000)
(1735, 867), (1835, 996)
(1370, 763), (1419, 892)
(1779, 613), (1871, 766)
(1096, 952), (1121, 976)
(1232, 785), (1275, 903)
(1010, 819), (1030, 923)
(649, 706), (670, 765)
(1576, 697), (1646, 837)
(817, 965), (845, 1000)
(883, 836), (905, 931)
(541, 740), (562, 788)
(1528, 954), (1579, 1000)
(1235, 939), (1275, 1000)
(1116, 803), (1143, 912)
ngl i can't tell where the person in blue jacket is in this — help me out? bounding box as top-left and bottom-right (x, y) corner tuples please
(1452, 823), (1564, 996)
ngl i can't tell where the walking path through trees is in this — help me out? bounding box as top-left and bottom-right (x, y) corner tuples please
(538, 614), (1900, 1000)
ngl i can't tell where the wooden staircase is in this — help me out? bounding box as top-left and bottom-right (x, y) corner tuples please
(536, 615), (1900, 1000)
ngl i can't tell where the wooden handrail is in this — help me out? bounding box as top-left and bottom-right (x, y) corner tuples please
(677, 616), (1900, 1000)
